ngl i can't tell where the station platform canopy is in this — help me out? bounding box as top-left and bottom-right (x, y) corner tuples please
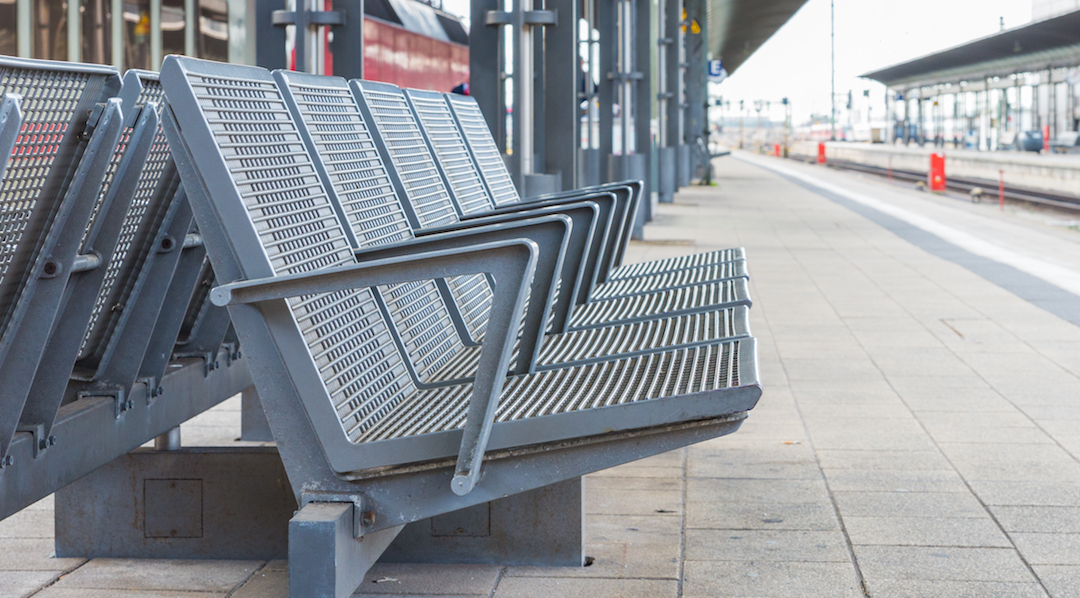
(861, 10), (1080, 89)
(709, 0), (810, 74)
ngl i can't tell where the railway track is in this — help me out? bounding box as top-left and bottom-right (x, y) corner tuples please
(790, 155), (1080, 212)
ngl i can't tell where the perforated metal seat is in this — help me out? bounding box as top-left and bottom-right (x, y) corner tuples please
(160, 57), (760, 485)
(442, 92), (748, 284)
(276, 72), (752, 381)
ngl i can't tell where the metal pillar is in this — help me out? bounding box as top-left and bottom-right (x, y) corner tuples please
(658, 0), (682, 203)
(255, 0), (362, 78)
(541, 0), (580, 192)
(684, 0), (707, 179)
(470, 0), (505, 156)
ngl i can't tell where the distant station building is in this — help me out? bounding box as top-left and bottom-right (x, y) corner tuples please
(862, 8), (1080, 151)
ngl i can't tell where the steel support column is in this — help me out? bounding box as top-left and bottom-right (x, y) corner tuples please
(470, 0), (505, 156)
(542, 0), (580, 191)
(684, 0), (706, 180)
(658, 0), (681, 203)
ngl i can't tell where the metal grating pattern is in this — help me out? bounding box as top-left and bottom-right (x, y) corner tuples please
(284, 78), (413, 248)
(380, 278), (464, 383)
(537, 307), (747, 367)
(359, 339), (746, 442)
(609, 248), (746, 281)
(281, 76), (488, 378)
(590, 260), (749, 301)
(406, 91), (492, 216)
(0, 66), (96, 338)
(184, 70), (416, 443)
(444, 94), (519, 207)
(358, 86), (457, 228)
(568, 278), (750, 331)
(445, 271), (491, 341)
(79, 77), (177, 362)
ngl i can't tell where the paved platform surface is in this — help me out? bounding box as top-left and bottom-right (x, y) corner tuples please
(3, 153), (1080, 597)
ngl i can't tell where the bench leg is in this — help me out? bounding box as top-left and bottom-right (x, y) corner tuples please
(289, 502), (402, 598)
(240, 386), (274, 442)
(380, 477), (584, 566)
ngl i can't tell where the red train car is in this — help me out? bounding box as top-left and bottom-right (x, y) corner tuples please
(328, 0), (469, 92)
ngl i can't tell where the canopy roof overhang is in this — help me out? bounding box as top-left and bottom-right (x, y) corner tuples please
(862, 10), (1080, 89)
(708, 0), (810, 75)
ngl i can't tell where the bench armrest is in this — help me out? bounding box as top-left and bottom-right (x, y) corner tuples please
(350, 215), (571, 375)
(212, 239), (538, 498)
(419, 203), (602, 333)
(536, 181), (642, 271)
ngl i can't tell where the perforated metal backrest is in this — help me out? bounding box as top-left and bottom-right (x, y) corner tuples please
(276, 72), (470, 381)
(0, 58), (121, 351)
(404, 89), (493, 216)
(443, 93), (520, 207)
(349, 80), (494, 345)
(160, 58), (416, 444)
(350, 80), (459, 228)
(78, 70), (182, 367)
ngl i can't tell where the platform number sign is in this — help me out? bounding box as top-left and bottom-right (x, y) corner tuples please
(708, 60), (726, 83)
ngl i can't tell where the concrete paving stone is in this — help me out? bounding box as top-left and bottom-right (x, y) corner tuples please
(34, 590), (227, 598)
(851, 328), (947, 348)
(22, 496), (53, 512)
(231, 567), (286, 598)
(814, 449), (954, 471)
(780, 358), (884, 382)
(1032, 565), (1080, 598)
(864, 578), (1050, 598)
(790, 380), (900, 399)
(937, 444), (1080, 482)
(359, 564), (500, 595)
(970, 480), (1080, 507)
(887, 375), (993, 393)
(686, 478), (830, 505)
(681, 559), (862, 598)
(0, 539), (84, 571)
(585, 476), (679, 492)
(805, 427), (938, 452)
(586, 514), (682, 542)
(796, 402), (915, 419)
(1011, 533), (1080, 565)
(774, 341), (869, 360)
(992, 507), (1080, 533)
(841, 317), (925, 332)
(821, 468), (969, 493)
(50, 559), (261, 592)
(1020, 405), (1080, 420)
(494, 577), (676, 597)
(506, 538), (680, 580)
(854, 545), (1035, 583)
(940, 426), (1054, 447)
(0, 509), (52, 539)
(584, 487), (683, 516)
(904, 391), (1021, 413)
(687, 458), (821, 480)
(870, 351), (975, 378)
(587, 465), (681, 479)
(0, 571), (66, 598)
(843, 516), (1011, 548)
(832, 491), (989, 519)
(685, 529), (850, 562)
(628, 449), (684, 467)
(685, 501), (841, 532)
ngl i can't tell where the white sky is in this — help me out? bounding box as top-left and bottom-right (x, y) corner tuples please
(438, 0), (1035, 124)
(713, 0), (1032, 123)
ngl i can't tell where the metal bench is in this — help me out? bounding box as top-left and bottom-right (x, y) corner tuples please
(160, 55), (760, 598)
(441, 92), (750, 284)
(0, 58), (249, 523)
(346, 80), (754, 335)
(273, 70), (752, 380)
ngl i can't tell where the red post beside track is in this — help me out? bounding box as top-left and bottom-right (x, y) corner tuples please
(928, 153), (946, 192)
(817, 142), (826, 164)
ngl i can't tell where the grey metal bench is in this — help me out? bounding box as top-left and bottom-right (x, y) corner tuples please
(0, 59), (249, 522)
(273, 70), (752, 381)
(345, 80), (753, 336)
(160, 55), (760, 598)
(441, 92), (750, 283)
